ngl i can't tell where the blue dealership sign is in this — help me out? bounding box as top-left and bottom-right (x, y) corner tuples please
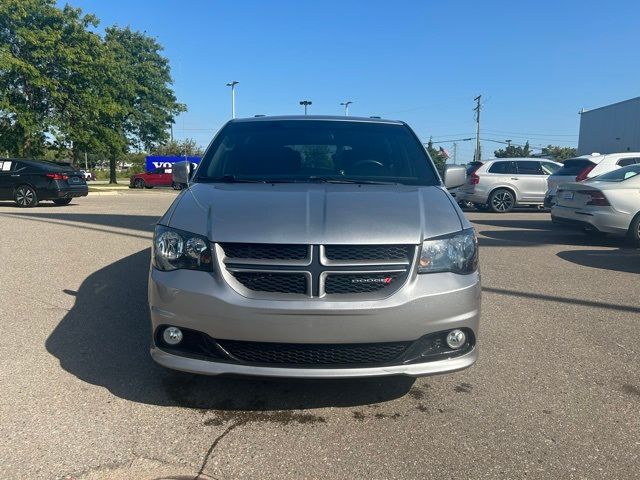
(145, 155), (201, 172)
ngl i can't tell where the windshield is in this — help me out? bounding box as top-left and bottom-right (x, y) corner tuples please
(194, 120), (439, 186)
(590, 164), (640, 182)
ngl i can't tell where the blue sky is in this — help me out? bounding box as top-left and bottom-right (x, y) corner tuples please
(65, 0), (639, 162)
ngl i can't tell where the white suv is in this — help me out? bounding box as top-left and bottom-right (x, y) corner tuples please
(456, 158), (562, 212)
(544, 152), (640, 207)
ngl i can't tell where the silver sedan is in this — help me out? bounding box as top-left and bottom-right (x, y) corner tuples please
(551, 164), (640, 245)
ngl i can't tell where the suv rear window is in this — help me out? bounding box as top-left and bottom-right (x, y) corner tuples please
(552, 158), (596, 176)
(488, 161), (517, 174)
(195, 120), (439, 186)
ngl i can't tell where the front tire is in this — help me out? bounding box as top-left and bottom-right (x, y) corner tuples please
(53, 198), (72, 206)
(172, 182), (183, 191)
(134, 178), (145, 189)
(489, 189), (515, 213)
(14, 185), (38, 208)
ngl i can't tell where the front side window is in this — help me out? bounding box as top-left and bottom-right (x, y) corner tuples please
(195, 120), (439, 186)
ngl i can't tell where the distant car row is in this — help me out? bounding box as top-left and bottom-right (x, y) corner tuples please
(455, 152), (640, 245)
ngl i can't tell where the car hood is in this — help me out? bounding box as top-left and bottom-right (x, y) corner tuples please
(163, 183), (466, 244)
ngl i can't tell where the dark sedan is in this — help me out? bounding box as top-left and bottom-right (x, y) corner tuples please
(0, 159), (88, 207)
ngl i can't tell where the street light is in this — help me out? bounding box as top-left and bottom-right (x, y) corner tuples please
(226, 81), (239, 119)
(340, 101), (353, 116)
(299, 100), (312, 115)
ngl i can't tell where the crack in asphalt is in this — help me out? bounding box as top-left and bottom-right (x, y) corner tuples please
(193, 421), (242, 480)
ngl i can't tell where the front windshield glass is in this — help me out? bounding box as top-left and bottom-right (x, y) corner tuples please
(590, 164), (640, 182)
(194, 120), (439, 186)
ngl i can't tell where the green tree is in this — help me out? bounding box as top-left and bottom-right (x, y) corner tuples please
(102, 27), (185, 183)
(426, 138), (448, 175)
(0, 0), (62, 157)
(494, 141), (531, 158)
(153, 138), (204, 157)
(0, 2), (184, 183)
(541, 145), (577, 162)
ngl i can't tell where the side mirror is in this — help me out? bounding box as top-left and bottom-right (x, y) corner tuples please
(172, 161), (192, 186)
(443, 164), (466, 189)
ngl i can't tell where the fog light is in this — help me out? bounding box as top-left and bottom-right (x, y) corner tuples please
(162, 326), (183, 345)
(446, 329), (467, 349)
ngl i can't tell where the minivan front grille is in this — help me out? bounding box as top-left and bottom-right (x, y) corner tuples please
(218, 339), (410, 365)
(219, 243), (415, 299)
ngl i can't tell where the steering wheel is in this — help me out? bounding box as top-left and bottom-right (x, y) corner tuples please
(351, 159), (385, 170)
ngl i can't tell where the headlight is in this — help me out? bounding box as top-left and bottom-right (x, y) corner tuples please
(418, 228), (478, 274)
(153, 225), (213, 271)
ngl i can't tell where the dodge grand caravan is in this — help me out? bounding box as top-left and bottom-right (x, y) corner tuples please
(149, 116), (480, 378)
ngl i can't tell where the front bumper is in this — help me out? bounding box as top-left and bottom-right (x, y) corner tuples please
(148, 263), (481, 378)
(151, 345), (478, 378)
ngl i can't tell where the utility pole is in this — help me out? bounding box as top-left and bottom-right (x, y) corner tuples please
(226, 81), (239, 118)
(299, 100), (312, 115)
(473, 95), (481, 161)
(340, 101), (353, 116)
(84, 152), (88, 171)
(452, 143), (457, 164)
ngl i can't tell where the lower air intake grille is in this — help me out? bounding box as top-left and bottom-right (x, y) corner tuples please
(218, 340), (410, 365)
(231, 272), (307, 295)
(325, 272), (405, 294)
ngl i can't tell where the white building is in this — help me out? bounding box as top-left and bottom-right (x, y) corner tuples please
(578, 97), (640, 155)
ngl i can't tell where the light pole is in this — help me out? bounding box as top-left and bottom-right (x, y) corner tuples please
(340, 101), (353, 116)
(226, 81), (239, 118)
(299, 100), (312, 115)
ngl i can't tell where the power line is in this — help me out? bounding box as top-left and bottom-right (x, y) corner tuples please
(482, 128), (578, 137)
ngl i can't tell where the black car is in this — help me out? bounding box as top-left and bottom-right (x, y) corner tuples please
(0, 158), (88, 207)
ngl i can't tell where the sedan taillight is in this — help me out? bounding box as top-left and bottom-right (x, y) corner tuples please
(46, 173), (69, 180)
(579, 190), (610, 206)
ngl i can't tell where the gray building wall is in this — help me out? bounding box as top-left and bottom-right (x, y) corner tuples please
(578, 97), (640, 155)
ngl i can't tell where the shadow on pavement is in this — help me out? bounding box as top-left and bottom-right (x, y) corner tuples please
(477, 227), (629, 248)
(556, 249), (640, 274)
(0, 211), (159, 232)
(46, 248), (414, 411)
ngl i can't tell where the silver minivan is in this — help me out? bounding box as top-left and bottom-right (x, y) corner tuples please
(149, 116), (480, 378)
(457, 158), (562, 212)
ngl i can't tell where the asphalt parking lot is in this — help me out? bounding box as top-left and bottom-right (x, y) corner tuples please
(1, 191), (638, 480)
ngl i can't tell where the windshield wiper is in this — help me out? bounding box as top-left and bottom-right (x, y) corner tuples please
(307, 176), (399, 185)
(198, 175), (267, 183)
